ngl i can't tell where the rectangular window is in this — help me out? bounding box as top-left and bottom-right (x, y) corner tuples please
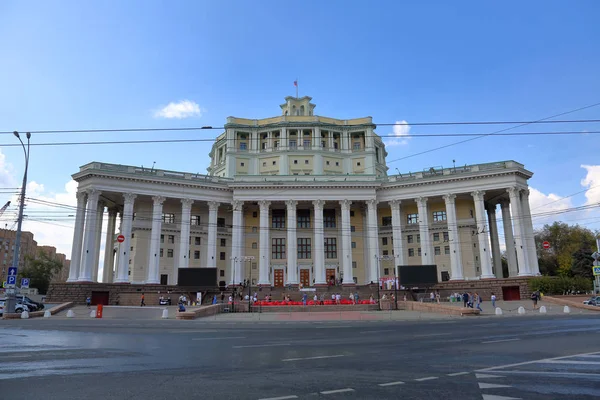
(160, 234), (164, 244)
(160, 248), (164, 257)
(418, 248), (422, 256)
(274, 141), (279, 149)
(353, 142), (361, 150)
(433, 233), (440, 242)
(262, 143), (266, 150)
(240, 162), (245, 167)
(434, 246), (441, 256)
(290, 140), (297, 149)
(322, 140), (326, 148)
(220, 252), (226, 260)
(303, 140), (311, 148)
(304, 159), (309, 164)
(383, 268), (389, 275)
(352, 261), (357, 269)
(272, 238), (286, 259)
(252, 242), (257, 249)
(350, 210), (355, 217)
(408, 248), (414, 257)
(323, 209), (336, 228)
(382, 250), (389, 256)
(407, 235), (413, 244)
(168, 235), (175, 244)
(272, 209), (286, 229)
(382, 237), (388, 246)
(263, 162), (266, 167)
(220, 238), (226, 247)
(194, 250), (200, 259)
(167, 249), (174, 258)
(382, 216), (392, 226)
(326, 161), (330, 165)
(444, 246), (450, 255)
(217, 218), (225, 228)
(162, 213), (176, 224)
(297, 238), (311, 259)
(351, 241), (356, 249)
(325, 238), (337, 259)
(351, 225), (356, 232)
(443, 232), (449, 242)
(195, 237), (201, 246)
(334, 142), (339, 150)
(252, 226), (258, 233)
(272, 160), (276, 165)
(239, 142), (247, 150)
(191, 215), (201, 225)
(220, 270), (225, 277)
(252, 262), (257, 270)
(293, 159), (298, 164)
(297, 210), (311, 228)
(433, 211), (447, 222)
(407, 213), (418, 224)
(417, 234), (421, 243)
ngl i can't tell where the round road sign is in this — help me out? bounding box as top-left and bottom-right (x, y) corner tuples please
(117, 234), (125, 243)
(542, 241), (550, 249)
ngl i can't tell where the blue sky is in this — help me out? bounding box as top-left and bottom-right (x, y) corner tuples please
(1, 0), (599, 256)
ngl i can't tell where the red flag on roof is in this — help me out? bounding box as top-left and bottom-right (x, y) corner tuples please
(293, 80), (297, 86)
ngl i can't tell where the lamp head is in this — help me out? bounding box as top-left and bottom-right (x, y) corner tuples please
(13, 131), (19, 138)
(26, 132), (31, 139)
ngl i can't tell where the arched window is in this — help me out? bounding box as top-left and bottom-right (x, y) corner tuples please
(300, 105), (305, 116)
(285, 110), (288, 116)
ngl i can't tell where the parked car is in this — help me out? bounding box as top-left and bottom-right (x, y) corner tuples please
(0, 298), (30, 314)
(583, 296), (600, 306)
(16, 295), (44, 311)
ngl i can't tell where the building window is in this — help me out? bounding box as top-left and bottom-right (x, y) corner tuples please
(195, 237), (201, 245)
(416, 234), (420, 243)
(272, 160), (276, 165)
(220, 270), (225, 277)
(240, 162), (245, 167)
(418, 248), (422, 256)
(433, 211), (447, 222)
(407, 213), (418, 224)
(272, 210), (285, 229)
(470, 209), (474, 218)
(252, 226), (258, 233)
(351, 241), (356, 249)
(382, 216), (392, 226)
(444, 246), (450, 255)
(357, 162), (361, 166)
(297, 210), (310, 228)
(325, 238), (337, 259)
(272, 238), (286, 259)
(194, 250), (200, 259)
(351, 225), (356, 232)
(252, 262), (257, 270)
(252, 242), (257, 249)
(383, 250), (389, 256)
(262, 143), (266, 150)
(290, 140), (297, 149)
(167, 249), (174, 258)
(168, 235), (175, 244)
(160, 248), (164, 257)
(220, 239), (226, 247)
(382, 237), (388, 246)
(353, 142), (361, 150)
(323, 209), (336, 228)
(191, 215), (201, 225)
(433, 233), (440, 242)
(239, 142), (247, 150)
(274, 141), (279, 149)
(297, 238), (311, 259)
(220, 252), (226, 260)
(434, 246), (441, 256)
(383, 268), (389, 275)
(303, 140), (310, 148)
(350, 210), (355, 217)
(408, 248), (414, 257)
(304, 159), (309, 164)
(443, 232), (449, 242)
(252, 211), (258, 218)
(263, 162), (266, 167)
(293, 159), (298, 164)
(217, 218), (225, 228)
(160, 234), (164, 243)
(162, 213), (176, 224)
(352, 261), (357, 269)
(326, 161), (330, 165)
(407, 235), (413, 244)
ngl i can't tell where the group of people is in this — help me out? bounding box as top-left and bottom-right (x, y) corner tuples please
(461, 292), (484, 312)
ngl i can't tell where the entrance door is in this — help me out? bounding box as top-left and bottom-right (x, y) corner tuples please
(273, 269), (284, 287)
(160, 274), (168, 285)
(502, 286), (521, 301)
(326, 268), (336, 284)
(300, 269), (310, 287)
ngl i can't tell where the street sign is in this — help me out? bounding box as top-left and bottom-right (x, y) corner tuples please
(7, 267), (17, 276)
(542, 241), (550, 249)
(117, 234), (125, 243)
(21, 278), (30, 288)
(2, 281), (6, 288)
(5, 288), (15, 295)
(7, 276), (16, 285)
(592, 252), (600, 261)
(593, 266), (600, 276)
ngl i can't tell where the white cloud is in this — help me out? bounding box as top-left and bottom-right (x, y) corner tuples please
(581, 164), (600, 206)
(154, 100), (204, 119)
(0, 149), (16, 187)
(384, 120), (411, 147)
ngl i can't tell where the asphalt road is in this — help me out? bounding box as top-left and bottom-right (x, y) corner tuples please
(1, 314), (600, 399)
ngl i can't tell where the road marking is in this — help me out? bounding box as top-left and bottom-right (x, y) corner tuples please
(257, 396), (298, 400)
(282, 355), (345, 362)
(418, 333), (452, 338)
(475, 373), (503, 379)
(170, 329), (219, 333)
(477, 350), (600, 371)
(481, 395), (521, 400)
(233, 343), (290, 348)
(481, 338), (520, 344)
(479, 382), (512, 389)
(484, 370), (600, 378)
(415, 376), (438, 382)
(315, 325), (352, 329)
(320, 388), (354, 395)
(540, 360), (600, 365)
(578, 354), (600, 358)
(378, 381), (405, 387)
(447, 372), (469, 376)
(192, 336), (246, 341)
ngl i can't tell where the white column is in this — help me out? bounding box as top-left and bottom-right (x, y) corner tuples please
(206, 201), (219, 269)
(500, 199), (518, 277)
(508, 187), (531, 276)
(487, 204), (503, 278)
(146, 196), (165, 284)
(175, 198), (194, 284)
(416, 197), (433, 265)
(78, 189), (101, 282)
(521, 189), (540, 275)
(258, 200), (271, 285)
(285, 200), (298, 285)
(443, 194), (464, 280)
(366, 199), (380, 284)
(92, 201), (104, 282)
(313, 199), (326, 285)
(230, 200), (244, 285)
(115, 193), (136, 283)
(471, 191), (494, 279)
(68, 191), (87, 282)
(340, 199), (353, 285)
(102, 208), (117, 283)
(389, 200), (406, 270)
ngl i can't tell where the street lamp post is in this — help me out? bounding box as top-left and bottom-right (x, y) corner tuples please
(230, 257), (238, 313)
(6, 132), (31, 314)
(375, 255), (394, 312)
(242, 256), (255, 312)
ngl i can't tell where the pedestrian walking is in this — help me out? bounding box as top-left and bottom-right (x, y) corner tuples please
(475, 292), (483, 312)
(491, 292), (496, 308)
(86, 296), (91, 308)
(531, 291), (538, 309)
(140, 293), (146, 307)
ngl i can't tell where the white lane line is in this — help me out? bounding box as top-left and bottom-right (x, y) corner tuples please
(479, 382), (512, 389)
(233, 343), (290, 348)
(415, 376), (438, 382)
(475, 373), (503, 379)
(282, 354), (346, 362)
(477, 350), (600, 371)
(378, 381), (405, 387)
(315, 326), (352, 329)
(481, 338), (520, 344)
(447, 371), (469, 377)
(192, 336), (246, 341)
(577, 354), (600, 358)
(257, 396), (298, 400)
(320, 388), (355, 395)
(170, 329), (219, 333)
(541, 360), (600, 365)
(484, 370), (600, 378)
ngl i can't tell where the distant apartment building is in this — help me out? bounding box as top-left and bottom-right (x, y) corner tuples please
(0, 229), (37, 283)
(39, 245), (70, 283)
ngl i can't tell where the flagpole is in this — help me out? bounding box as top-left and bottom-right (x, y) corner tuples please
(296, 78), (298, 98)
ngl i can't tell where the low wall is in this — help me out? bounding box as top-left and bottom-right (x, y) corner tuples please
(101, 306), (167, 319)
(253, 304), (379, 313)
(177, 304), (224, 320)
(2, 302), (73, 320)
(433, 277), (532, 301)
(542, 296), (600, 312)
(397, 301), (480, 316)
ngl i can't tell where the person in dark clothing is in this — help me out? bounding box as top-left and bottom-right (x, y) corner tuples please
(462, 292), (469, 308)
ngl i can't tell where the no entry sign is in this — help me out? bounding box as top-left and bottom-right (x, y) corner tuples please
(542, 241), (550, 249)
(117, 234), (125, 243)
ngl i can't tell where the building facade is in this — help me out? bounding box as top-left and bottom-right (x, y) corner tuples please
(0, 229), (37, 283)
(67, 96), (540, 287)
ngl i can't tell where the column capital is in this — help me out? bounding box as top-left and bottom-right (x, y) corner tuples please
(339, 199), (352, 210)
(285, 199), (298, 210)
(258, 200), (271, 210)
(415, 196), (428, 207)
(389, 199), (401, 209)
(123, 193), (137, 205)
(107, 207), (119, 217)
(471, 190), (485, 201)
(312, 199), (325, 210)
(207, 201), (220, 211)
(521, 188), (530, 198)
(507, 186), (521, 197)
(442, 194), (456, 203)
(231, 200), (244, 211)
(76, 191), (87, 202)
(180, 198), (194, 208)
(365, 199), (378, 209)
(498, 198), (510, 208)
(86, 189), (102, 201)
(152, 195), (166, 205)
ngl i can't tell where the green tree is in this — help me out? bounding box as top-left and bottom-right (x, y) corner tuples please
(18, 251), (63, 294)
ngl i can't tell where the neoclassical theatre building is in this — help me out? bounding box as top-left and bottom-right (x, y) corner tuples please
(67, 96), (539, 288)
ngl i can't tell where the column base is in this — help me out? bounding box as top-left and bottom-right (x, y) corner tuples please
(76, 277), (93, 283)
(113, 279), (130, 284)
(449, 277), (465, 281)
(66, 278), (78, 283)
(285, 282), (299, 287)
(480, 275), (496, 280)
(517, 272), (534, 277)
(145, 282), (160, 285)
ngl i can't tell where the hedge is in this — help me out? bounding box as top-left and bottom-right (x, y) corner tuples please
(528, 276), (593, 295)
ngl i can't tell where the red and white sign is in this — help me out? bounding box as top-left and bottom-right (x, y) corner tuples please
(117, 234), (125, 243)
(542, 241), (550, 249)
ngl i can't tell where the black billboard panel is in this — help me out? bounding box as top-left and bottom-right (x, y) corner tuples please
(177, 268), (217, 287)
(398, 265), (438, 286)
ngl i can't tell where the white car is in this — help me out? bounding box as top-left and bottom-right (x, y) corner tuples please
(0, 298), (30, 315)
